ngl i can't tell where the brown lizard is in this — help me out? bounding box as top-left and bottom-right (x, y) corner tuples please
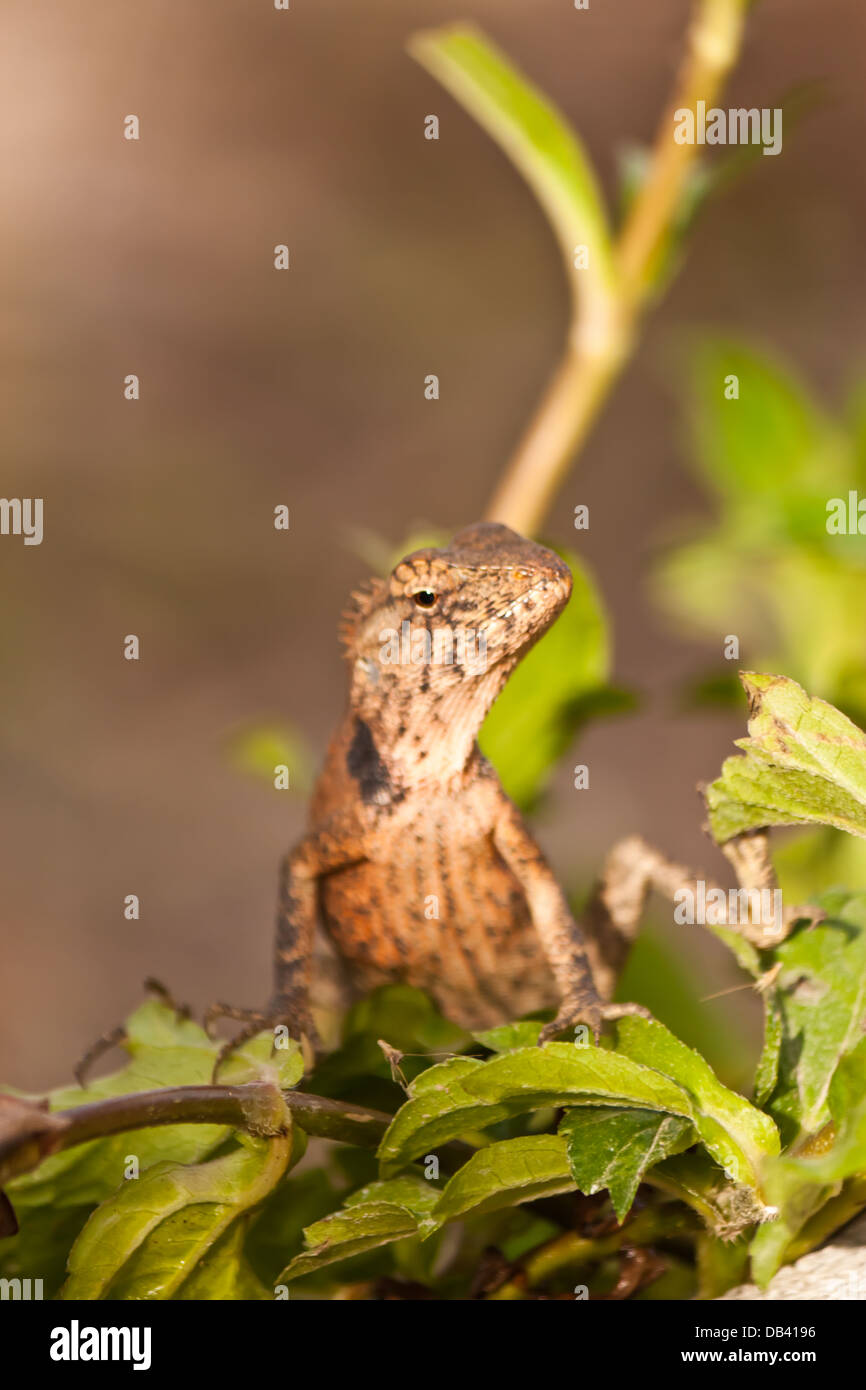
(75, 525), (810, 1084)
(209, 521), (651, 1055)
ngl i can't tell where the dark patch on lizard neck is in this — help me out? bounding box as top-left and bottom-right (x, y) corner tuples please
(347, 717), (393, 805)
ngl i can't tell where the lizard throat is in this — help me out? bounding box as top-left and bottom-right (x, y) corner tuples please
(352, 662), (512, 788)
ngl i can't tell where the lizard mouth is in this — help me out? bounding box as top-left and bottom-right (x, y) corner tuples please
(492, 570), (572, 626)
(470, 571), (572, 670)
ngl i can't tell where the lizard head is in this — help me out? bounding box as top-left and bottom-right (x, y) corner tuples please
(340, 523), (572, 767)
(393, 520), (572, 662)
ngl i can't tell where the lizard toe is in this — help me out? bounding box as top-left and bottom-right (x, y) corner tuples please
(599, 1001), (653, 1022)
(538, 989), (604, 1046)
(206, 1000), (321, 1080)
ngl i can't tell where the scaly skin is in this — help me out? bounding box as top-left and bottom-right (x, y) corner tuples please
(260, 522), (647, 1048)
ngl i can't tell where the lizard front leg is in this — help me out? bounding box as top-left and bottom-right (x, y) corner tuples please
(492, 801), (649, 1045)
(271, 815), (368, 1031)
(207, 813), (365, 1068)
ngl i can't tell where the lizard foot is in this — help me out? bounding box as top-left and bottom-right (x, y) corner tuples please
(204, 999), (321, 1080)
(74, 977), (190, 1087)
(538, 993), (652, 1047)
(74, 1024), (127, 1089)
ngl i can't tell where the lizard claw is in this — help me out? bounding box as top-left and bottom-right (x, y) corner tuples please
(74, 1024), (128, 1088)
(74, 978), (191, 1087)
(204, 1000), (322, 1079)
(538, 988), (603, 1046)
(538, 992), (652, 1047)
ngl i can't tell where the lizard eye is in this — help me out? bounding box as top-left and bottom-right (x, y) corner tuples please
(413, 589), (437, 608)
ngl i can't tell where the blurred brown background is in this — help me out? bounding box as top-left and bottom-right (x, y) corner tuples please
(1, 0), (863, 1087)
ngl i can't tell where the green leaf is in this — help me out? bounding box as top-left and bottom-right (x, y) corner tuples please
(432, 1135), (575, 1225)
(279, 1175), (439, 1282)
(559, 1108), (694, 1222)
(753, 999), (783, 1109)
(341, 984), (468, 1054)
(762, 893), (866, 1144)
(342, 1174), (441, 1219)
(408, 23), (616, 314)
(472, 1020), (545, 1052)
(6, 1000), (232, 1210)
(751, 1041), (866, 1286)
(683, 341), (844, 518)
(218, 1032), (305, 1091)
(281, 1205), (419, 1282)
(653, 340), (866, 724)
(176, 1224), (271, 1301)
(60, 1131), (293, 1300)
(750, 1183), (819, 1289)
(244, 1169), (339, 1287)
(705, 672), (866, 843)
(378, 1043), (695, 1176)
(480, 548), (622, 808)
(774, 827), (866, 903)
(614, 1017), (780, 1190)
(613, 920), (755, 1089)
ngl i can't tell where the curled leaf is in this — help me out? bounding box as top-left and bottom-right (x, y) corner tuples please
(61, 1132), (292, 1300)
(705, 673), (866, 844)
(279, 1176), (439, 1283)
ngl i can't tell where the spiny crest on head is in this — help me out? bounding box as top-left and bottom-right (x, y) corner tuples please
(338, 576), (389, 655)
(338, 548), (452, 657)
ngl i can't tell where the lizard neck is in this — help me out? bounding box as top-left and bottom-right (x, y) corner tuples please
(348, 661), (511, 790)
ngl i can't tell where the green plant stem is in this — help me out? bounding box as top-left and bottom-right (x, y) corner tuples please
(485, 337), (626, 539)
(485, 0), (750, 535)
(616, 0), (750, 306)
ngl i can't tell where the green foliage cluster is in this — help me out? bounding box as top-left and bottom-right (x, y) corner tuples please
(656, 340), (866, 901)
(656, 343), (866, 720)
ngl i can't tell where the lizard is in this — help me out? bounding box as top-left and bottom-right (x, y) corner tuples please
(75, 524), (814, 1084)
(208, 521), (652, 1057)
